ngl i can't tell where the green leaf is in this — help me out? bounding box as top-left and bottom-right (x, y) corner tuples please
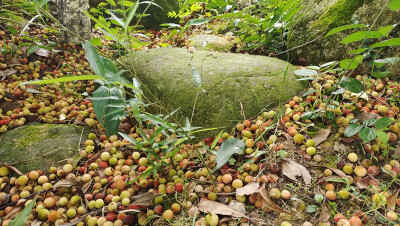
(211, 138), (245, 174)
(108, 10), (125, 28)
(27, 45), (39, 56)
(370, 38), (400, 48)
(359, 127), (377, 143)
(119, 132), (138, 145)
(187, 18), (211, 26)
(104, 87), (124, 136)
(314, 194), (324, 203)
(92, 86), (110, 128)
(294, 69), (318, 77)
(341, 31), (382, 44)
(106, 0), (115, 6)
(376, 130), (389, 143)
(348, 48), (367, 54)
(192, 67), (202, 88)
(374, 57), (400, 65)
(338, 77), (364, 93)
(19, 75), (102, 86)
(363, 119), (377, 127)
(344, 124), (363, 137)
(374, 117), (392, 129)
(81, 41), (105, 78)
(306, 205), (316, 213)
(389, 0), (400, 11)
(340, 55), (364, 70)
(101, 57), (117, 74)
(378, 25), (393, 37)
(7, 26), (18, 35)
(125, 1), (139, 29)
(9, 195), (38, 226)
(325, 24), (367, 38)
(90, 38), (102, 46)
(372, 71), (392, 79)
(211, 131), (223, 150)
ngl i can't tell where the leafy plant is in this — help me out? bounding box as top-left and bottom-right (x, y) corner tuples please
(344, 117), (392, 143)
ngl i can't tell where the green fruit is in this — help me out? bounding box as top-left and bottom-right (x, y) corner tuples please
(0, 166), (10, 176)
(154, 196), (163, 205)
(305, 139), (315, 147)
(343, 165), (353, 175)
(95, 199), (104, 209)
(205, 213), (219, 226)
(66, 208), (76, 219)
(17, 175), (28, 186)
(294, 134), (304, 144)
(347, 153), (358, 162)
(338, 190), (350, 199)
(37, 209), (50, 220)
(306, 147), (316, 156)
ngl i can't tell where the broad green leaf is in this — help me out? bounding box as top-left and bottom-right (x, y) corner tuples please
(9, 196), (38, 226)
(340, 55), (364, 70)
(187, 18), (211, 26)
(339, 77), (364, 93)
(378, 25), (393, 37)
(348, 48), (367, 54)
(374, 57), (400, 65)
(160, 23), (181, 28)
(320, 61), (338, 68)
(372, 71), (393, 79)
(374, 117), (392, 129)
(376, 130), (389, 143)
(7, 26), (18, 35)
(325, 24), (367, 37)
(101, 57), (117, 74)
(306, 205), (316, 213)
(108, 10), (125, 28)
(341, 31), (382, 44)
(389, 0), (400, 11)
(104, 87), (124, 136)
(82, 41), (105, 77)
(140, 1), (162, 9)
(90, 38), (102, 46)
(371, 38), (400, 48)
(302, 89), (317, 97)
(294, 69), (318, 77)
(192, 67), (202, 88)
(92, 86), (110, 128)
(211, 131), (223, 150)
(121, 0), (134, 6)
(27, 45), (39, 56)
(359, 127), (377, 143)
(19, 75), (102, 86)
(126, 1), (139, 29)
(106, 0), (115, 6)
(211, 138), (245, 174)
(344, 124), (363, 137)
(363, 119), (377, 127)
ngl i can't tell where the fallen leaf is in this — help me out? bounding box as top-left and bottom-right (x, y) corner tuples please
(0, 100), (22, 112)
(355, 111), (379, 123)
(341, 137), (355, 144)
(198, 200), (259, 220)
(1, 193), (12, 205)
(53, 179), (82, 188)
(0, 69), (17, 79)
(131, 193), (160, 206)
(97, 168), (106, 179)
(118, 209), (141, 213)
(260, 184), (291, 215)
(6, 57), (19, 65)
(81, 179), (93, 193)
(185, 181), (196, 195)
(228, 200), (246, 215)
(328, 167), (347, 178)
(31, 219), (43, 226)
(35, 48), (51, 57)
(282, 158), (312, 185)
(317, 203), (330, 222)
(356, 176), (370, 189)
(0, 161), (23, 176)
(334, 142), (346, 152)
(3, 207), (22, 221)
(25, 87), (44, 94)
(387, 189), (399, 212)
(236, 182), (260, 196)
(312, 126), (331, 146)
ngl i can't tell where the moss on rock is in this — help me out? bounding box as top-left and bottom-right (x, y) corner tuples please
(0, 123), (90, 173)
(123, 48), (307, 139)
(188, 34), (233, 52)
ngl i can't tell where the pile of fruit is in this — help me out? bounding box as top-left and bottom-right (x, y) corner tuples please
(2, 24), (400, 226)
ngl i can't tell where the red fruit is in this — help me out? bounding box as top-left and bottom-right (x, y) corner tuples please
(256, 141), (266, 149)
(349, 216), (362, 226)
(123, 215), (135, 225)
(0, 120), (8, 125)
(106, 212), (117, 221)
(175, 182), (184, 192)
(269, 163), (280, 174)
(117, 213), (126, 220)
(179, 159), (189, 169)
(354, 212), (368, 223)
(334, 213), (346, 223)
(99, 161), (108, 168)
(138, 165), (147, 172)
(79, 166), (86, 174)
(367, 166), (380, 177)
(154, 205), (163, 214)
(166, 185), (175, 194)
(128, 205), (140, 210)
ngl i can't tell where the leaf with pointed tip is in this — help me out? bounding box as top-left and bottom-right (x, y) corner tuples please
(9, 196), (38, 226)
(211, 138), (245, 174)
(82, 41), (105, 78)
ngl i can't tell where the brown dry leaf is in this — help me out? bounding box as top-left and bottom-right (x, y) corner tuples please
(25, 87), (44, 94)
(317, 203), (330, 222)
(356, 176), (370, 189)
(341, 137), (355, 144)
(282, 159), (312, 185)
(0, 161), (23, 176)
(131, 193), (160, 206)
(118, 209), (141, 213)
(355, 112), (379, 123)
(3, 207), (22, 221)
(53, 179), (82, 188)
(31, 219), (43, 226)
(0, 100), (22, 113)
(312, 126), (331, 146)
(185, 181), (196, 194)
(334, 142), (346, 153)
(198, 200), (249, 218)
(35, 48), (51, 57)
(328, 167), (347, 178)
(236, 182), (260, 196)
(81, 179), (93, 193)
(6, 57), (19, 65)
(0, 69), (17, 79)
(387, 189), (399, 212)
(97, 168), (106, 179)
(259, 184), (291, 215)
(228, 200), (246, 215)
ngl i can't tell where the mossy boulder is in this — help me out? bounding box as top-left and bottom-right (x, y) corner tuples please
(188, 34), (233, 52)
(287, 0), (400, 74)
(0, 123), (90, 174)
(123, 48), (307, 139)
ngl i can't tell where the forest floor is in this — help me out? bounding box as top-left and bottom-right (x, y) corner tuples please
(1, 20), (400, 226)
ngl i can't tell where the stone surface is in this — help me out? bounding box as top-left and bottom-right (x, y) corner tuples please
(124, 48), (307, 139)
(0, 123), (90, 173)
(57, 0), (91, 43)
(188, 34), (233, 52)
(287, 0), (400, 74)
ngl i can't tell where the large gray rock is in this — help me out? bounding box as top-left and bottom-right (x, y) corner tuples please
(188, 34), (233, 52)
(124, 48), (307, 139)
(287, 0), (400, 74)
(0, 123), (90, 174)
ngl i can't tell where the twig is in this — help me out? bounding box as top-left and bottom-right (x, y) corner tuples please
(270, 30), (327, 57)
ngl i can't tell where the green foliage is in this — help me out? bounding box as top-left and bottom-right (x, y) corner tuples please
(9, 195), (38, 226)
(344, 117), (392, 143)
(211, 138), (245, 174)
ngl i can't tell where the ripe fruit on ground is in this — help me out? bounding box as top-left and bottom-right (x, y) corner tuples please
(269, 188), (281, 199)
(347, 153), (358, 162)
(281, 190), (291, 199)
(337, 219), (350, 226)
(354, 166), (367, 177)
(306, 147), (316, 156)
(17, 175), (28, 186)
(37, 209), (50, 220)
(66, 208), (76, 219)
(348, 216), (362, 226)
(294, 134), (304, 144)
(387, 211), (398, 221)
(372, 192), (388, 206)
(95, 199), (105, 208)
(175, 182), (184, 192)
(222, 174), (233, 184)
(334, 213), (346, 222)
(48, 210), (61, 222)
(163, 209), (174, 220)
(0, 166), (10, 176)
(71, 195), (81, 205)
(326, 190), (336, 201)
(232, 179), (243, 189)
(338, 190), (350, 199)
(343, 165), (353, 174)
(205, 213), (219, 226)
(154, 205), (163, 214)
(208, 192), (217, 201)
(305, 139), (314, 147)
(171, 203), (181, 213)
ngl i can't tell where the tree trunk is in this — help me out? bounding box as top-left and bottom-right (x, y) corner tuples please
(57, 0), (91, 43)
